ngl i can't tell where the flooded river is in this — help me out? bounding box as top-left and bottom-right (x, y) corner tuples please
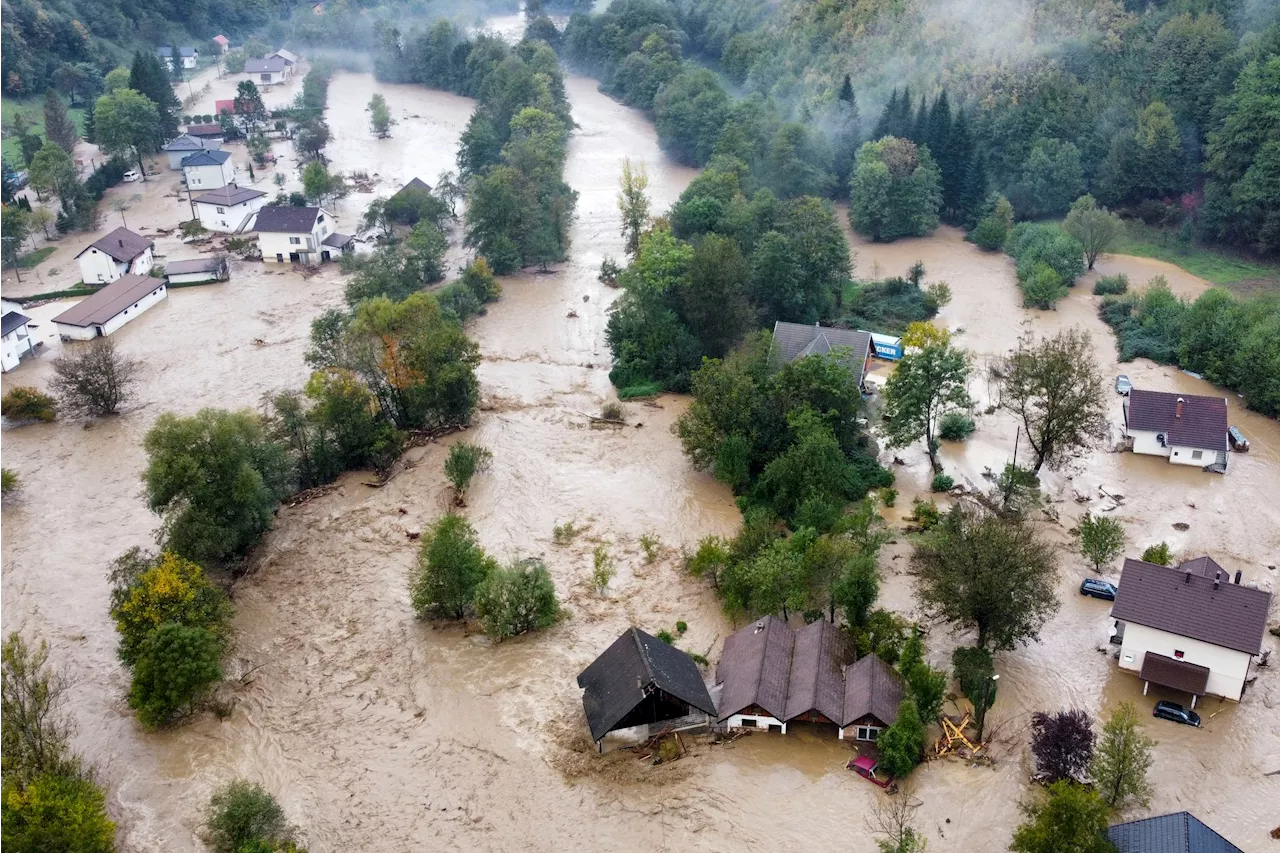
(3, 45), (1278, 853)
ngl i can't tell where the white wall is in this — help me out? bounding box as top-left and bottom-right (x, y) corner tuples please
(167, 150), (199, 170)
(78, 250), (127, 284)
(55, 283), (167, 341)
(1129, 429), (1171, 458)
(2, 325), (33, 372)
(1118, 622), (1251, 701)
(185, 161), (236, 190)
(128, 246), (154, 277)
(725, 713), (786, 733)
(259, 229), (319, 263)
(1168, 444), (1215, 466)
(167, 270), (220, 284)
(196, 197), (266, 232)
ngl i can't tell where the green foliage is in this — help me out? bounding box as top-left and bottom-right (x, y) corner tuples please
(656, 629), (675, 644)
(368, 93), (392, 137)
(876, 698), (925, 779)
(952, 645), (997, 736)
(675, 620), (688, 634)
(1, 386), (57, 423)
(639, 534), (661, 564)
(1078, 514), (1125, 573)
(127, 622), (223, 728)
(930, 473), (954, 493)
(0, 771), (116, 853)
(1140, 542), (1173, 566)
(143, 409), (294, 566)
(882, 342), (971, 471)
(2, 634), (80, 785)
(1093, 275), (1129, 296)
(206, 779), (293, 853)
(1005, 223), (1085, 308)
(910, 498), (940, 530)
(1010, 138), (1084, 220)
(591, 546), (616, 594)
(472, 558), (561, 640)
(1090, 702), (1155, 810)
(444, 442), (493, 503)
(938, 411), (975, 441)
(1099, 102), (1183, 209)
(849, 137), (942, 241)
(880, 488), (897, 507)
(837, 263), (945, 335)
(410, 515), (496, 621)
(108, 550), (232, 667)
(93, 88), (162, 177)
(552, 521), (580, 546)
(0, 468), (17, 495)
(1064, 195), (1124, 270)
(898, 630), (947, 722)
(1010, 781), (1116, 853)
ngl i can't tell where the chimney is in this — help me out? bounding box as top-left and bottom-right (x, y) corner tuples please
(1175, 397), (1184, 419)
(1234, 570), (1242, 585)
(118, 239), (124, 247)
(1185, 570), (1191, 584)
(1213, 571), (1221, 590)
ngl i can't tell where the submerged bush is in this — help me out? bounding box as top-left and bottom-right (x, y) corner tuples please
(206, 779), (292, 853)
(930, 473), (955, 492)
(1093, 274), (1129, 296)
(473, 558), (561, 640)
(938, 411), (976, 441)
(410, 515), (496, 620)
(1, 386), (57, 423)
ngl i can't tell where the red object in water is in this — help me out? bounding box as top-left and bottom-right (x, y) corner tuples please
(215, 99), (236, 115)
(847, 755), (894, 789)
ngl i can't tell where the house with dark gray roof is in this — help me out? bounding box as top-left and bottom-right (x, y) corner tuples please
(156, 45), (199, 70)
(75, 227), (155, 285)
(1123, 389), (1229, 472)
(251, 206), (348, 264)
(165, 256), (229, 284)
(192, 185), (268, 233)
(1111, 555), (1271, 704)
(181, 149), (236, 190)
(53, 274), (167, 340)
(772, 321), (874, 389)
(1108, 812), (1243, 853)
(716, 615), (906, 741)
(577, 627), (717, 750)
(2, 309), (36, 372)
(244, 56), (292, 84)
(162, 133), (220, 170)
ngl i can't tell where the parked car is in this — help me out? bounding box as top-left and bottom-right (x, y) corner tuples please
(122, 169), (141, 182)
(1115, 375), (1132, 395)
(11, 170), (29, 189)
(1080, 578), (1118, 601)
(847, 755), (895, 790)
(1153, 701), (1201, 727)
(1228, 425), (1250, 452)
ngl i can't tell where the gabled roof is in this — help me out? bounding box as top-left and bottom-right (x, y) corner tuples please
(2, 311), (31, 337)
(1108, 812), (1243, 853)
(783, 620), (849, 723)
(186, 123), (225, 137)
(53, 274), (164, 328)
(252, 206), (323, 233)
(245, 57), (288, 74)
(1125, 390), (1228, 451)
(157, 46), (198, 57)
(165, 257), (222, 275)
(163, 134), (206, 152)
(76, 227), (153, 263)
(213, 35), (230, 46)
(576, 627), (716, 743)
(842, 652), (906, 728)
(716, 614), (794, 721)
(181, 149), (231, 168)
(772, 321), (873, 382)
(193, 185), (266, 206)
(392, 177), (433, 199)
(1111, 558), (1271, 655)
(271, 48), (299, 64)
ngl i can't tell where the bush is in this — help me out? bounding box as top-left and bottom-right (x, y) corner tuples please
(1, 386), (57, 422)
(875, 698), (925, 778)
(640, 533), (661, 564)
(675, 620), (688, 634)
(881, 487), (897, 507)
(109, 550), (232, 666)
(437, 282), (483, 323)
(410, 514), (496, 620)
(459, 257), (501, 304)
(1093, 274), (1129, 296)
(938, 411), (976, 441)
(968, 214), (1009, 251)
(656, 629), (674, 643)
(601, 401), (624, 421)
(0, 772), (117, 853)
(930, 473), (955, 492)
(552, 521), (579, 545)
(1020, 262), (1069, 309)
(472, 558), (561, 640)
(179, 219), (207, 238)
(206, 780), (291, 853)
(617, 382), (662, 399)
(1140, 541), (1173, 566)
(911, 498), (940, 529)
(592, 546), (615, 593)
(1005, 223), (1085, 304)
(1, 468), (17, 494)
(127, 622), (223, 728)
(443, 442), (492, 504)
(50, 339), (141, 418)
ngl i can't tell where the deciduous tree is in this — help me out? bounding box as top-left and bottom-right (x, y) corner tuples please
(883, 342), (971, 472)
(206, 780), (294, 853)
(1030, 709), (1096, 783)
(617, 157), (650, 257)
(875, 698), (925, 778)
(127, 622), (222, 728)
(1078, 514), (1125, 573)
(444, 442), (493, 504)
(94, 88), (162, 180)
(1009, 781), (1115, 853)
(472, 557), (562, 640)
(49, 338), (141, 418)
(1090, 702), (1155, 810)
(368, 93), (393, 137)
(410, 514), (496, 620)
(849, 137), (942, 241)
(1064, 196), (1123, 270)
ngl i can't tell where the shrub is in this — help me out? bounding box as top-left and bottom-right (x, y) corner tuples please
(1005, 222), (1085, 304)
(206, 779), (291, 853)
(127, 622), (223, 728)
(552, 521), (579, 545)
(881, 487), (898, 507)
(675, 620), (688, 634)
(930, 473), (955, 493)
(911, 498), (941, 529)
(1021, 262), (1069, 310)
(617, 382), (662, 399)
(443, 442), (492, 504)
(0, 772), (117, 853)
(109, 550), (232, 666)
(1030, 709), (1095, 783)
(410, 515), (496, 620)
(601, 401), (624, 421)
(639, 533), (661, 564)
(656, 629), (674, 644)
(460, 257), (501, 304)
(1, 468), (17, 494)
(938, 411), (976, 441)
(179, 219), (207, 238)
(50, 339), (141, 418)
(875, 698), (926, 778)
(437, 282), (483, 322)
(472, 558), (561, 640)
(1, 386), (57, 422)
(592, 546), (615, 593)
(968, 214), (1010, 250)
(1093, 274), (1129, 296)
(1140, 541), (1173, 566)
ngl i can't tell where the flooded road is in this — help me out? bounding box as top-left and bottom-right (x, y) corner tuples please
(3, 57), (1278, 853)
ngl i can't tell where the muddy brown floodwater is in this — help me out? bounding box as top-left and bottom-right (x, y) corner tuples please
(3, 53), (1278, 853)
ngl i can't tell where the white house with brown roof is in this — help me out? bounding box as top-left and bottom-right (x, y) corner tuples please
(1123, 389), (1229, 471)
(53, 274), (167, 340)
(1111, 556), (1272, 705)
(251, 206), (350, 264)
(76, 227), (154, 284)
(193, 185), (267, 232)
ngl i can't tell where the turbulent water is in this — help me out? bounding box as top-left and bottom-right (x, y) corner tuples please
(2, 44), (1278, 853)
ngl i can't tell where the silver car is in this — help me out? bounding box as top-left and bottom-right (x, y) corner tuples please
(1115, 375), (1131, 395)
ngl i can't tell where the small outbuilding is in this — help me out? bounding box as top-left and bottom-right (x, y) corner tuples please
(772, 321), (875, 390)
(186, 123), (226, 142)
(577, 627), (717, 751)
(181, 149), (236, 190)
(2, 310), (37, 372)
(212, 35), (231, 53)
(53, 274), (167, 340)
(76, 227), (154, 285)
(270, 48), (299, 66)
(165, 256), (228, 285)
(1108, 811), (1243, 853)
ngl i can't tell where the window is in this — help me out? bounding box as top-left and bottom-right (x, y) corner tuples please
(1174, 650), (1185, 659)
(1123, 652), (1135, 663)
(216, 207), (225, 214)
(740, 718), (757, 728)
(855, 726), (881, 742)
(1192, 450), (1203, 460)
(317, 214), (325, 222)
(289, 237), (301, 245)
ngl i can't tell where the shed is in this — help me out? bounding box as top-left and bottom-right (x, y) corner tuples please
(186, 123), (226, 141)
(577, 627), (716, 750)
(165, 257), (228, 284)
(53, 274), (167, 340)
(213, 35), (231, 52)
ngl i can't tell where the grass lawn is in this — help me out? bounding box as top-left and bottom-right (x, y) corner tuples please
(1110, 220), (1280, 289)
(2, 96), (87, 166)
(15, 246), (55, 269)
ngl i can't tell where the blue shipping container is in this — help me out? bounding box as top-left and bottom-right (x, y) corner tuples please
(868, 332), (903, 361)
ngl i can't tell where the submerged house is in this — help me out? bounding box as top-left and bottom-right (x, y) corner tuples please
(772, 321), (875, 389)
(1123, 390), (1229, 472)
(245, 56), (291, 85)
(157, 46), (199, 70)
(192, 185), (267, 233)
(251, 206), (350, 264)
(163, 134), (218, 170)
(2, 309), (36, 372)
(76, 227), (154, 284)
(181, 149), (236, 190)
(577, 627), (717, 751)
(165, 256), (229, 285)
(1111, 556), (1271, 704)
(716, 616), (906, 741)
(53, 274), (167, 340)
(1108, 812), (1243, 853)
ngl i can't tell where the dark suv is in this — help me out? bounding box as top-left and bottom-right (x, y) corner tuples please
(1080, 578), (1118, 600)
(1153, 701), (1201, 727)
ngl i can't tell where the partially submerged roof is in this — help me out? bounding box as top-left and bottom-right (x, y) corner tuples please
(181, 149), (231, 168)
(842, 652), (906, 728)
(165, 257), (222, 275)
(392, 177), (433, 198)
(1111, 558), (1271, 655)
(321, 232), (353, 248)
(245, 57), (289, 74)
(1108, 812), (1243, 853)
(772, 321), (873, 382)
(783, 620), (848, 723)
(252, 206), (323, 233)
(2, 311), (31, 337)
(1139, 652), (1209, 696)
(163, 134), (206, 152)
(53, 275), (164, 328)
(576, 627), (716, 743)
(186, 123), (225, 137)
(1126, 390), (1227, 451)
(76, 227), (153, 263)
(193, 185), (266, 206)
(716, 614), (794, 721)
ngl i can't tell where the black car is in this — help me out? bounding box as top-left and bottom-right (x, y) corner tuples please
(1153, 700), (1201, 727)
(1080, 578), (1118, 601)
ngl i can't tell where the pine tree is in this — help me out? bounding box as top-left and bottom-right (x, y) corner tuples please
(169, 43), (184, 82)
(911, 95), (929, 143)
(839, 74), (856, 105)
(959, 149), (989, 228)
(944, 109), (976, 224)
(894, 86), (914, 138)
(927, 91), (952, 158)
(82, 101), (96, 144)
(129, 50), (180, 140)
(875, 89), (899, 140)
(834, 75), (861, 196)
(43, 89), (79, 155)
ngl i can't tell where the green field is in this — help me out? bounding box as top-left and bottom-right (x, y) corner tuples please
(2, 96), (88, 166)
(1110, 221), (1280, 290)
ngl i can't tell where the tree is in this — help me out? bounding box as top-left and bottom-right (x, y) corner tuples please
(42, 89), (78, 155)
(49, 339), (141, 418)
(368, 93), (393, 137)
(898, 629), (947, 722)
(94, 88), (162, 180)
(143, 409), (294, 566)
(1140, 542), (1173, 566)
(876, 698), (925, 778)
(127, 622), (222, 728)
(410, 514), (496, 620)
(1030, 710), (1096, 783)
(0, 772), (117, 853)
(128, 51), (180, 139)
(952, 645), (998, 740)
(999, 329), (1108, 472)
(1098, 103), (1184, 207)
(913, 503), (1060, 651)
(882, 342), (971, 471)
(1078, 514), (1125, 573)
(1009, 781), (1115, 853)
(1, 206), (30, 267)
(1011, 138), (1084, 219)
(295, 117), (331, 162)
(1090, 702), (1155, 810)
(29, 208), (55, 240)
(849, 137), (942, 241)
(1064, 196), (1123, 270)
(234, 81), (268, 135)
(103, 67), (131, 93)
(444, 442), (493, 505)
(1, 634), (78, 784)
(403, 219), (448, 284)
(472, 557), (562, 640)
(617, 157), (651, 257)
(27, 142), (79, 209)
(206, 780), (292, 853)
(108, 551), (232, 666)
(302, 161), (334, 204)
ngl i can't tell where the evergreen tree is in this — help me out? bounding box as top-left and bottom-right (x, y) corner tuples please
(82, 101), (96, 144)
(42, 89), (78, 155)
(959, 150), (990, 227)
(944, 110), (976, 223)
(169, 43), (184, 82)
(128, 50), (180, 139)
(910, 95), (929, 143)
(833, 75), (861, 194)
(874, 89), (899, 139)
